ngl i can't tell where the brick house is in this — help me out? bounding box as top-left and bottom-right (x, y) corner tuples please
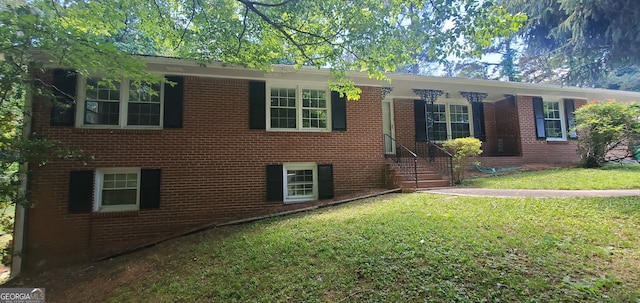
(13, 56), (640, 274)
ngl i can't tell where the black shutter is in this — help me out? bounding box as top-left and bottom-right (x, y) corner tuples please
(140, 169), (161, 209)
(414, 100), (427, 142)
(564, 99), (578, 139)
(532, 97), (546, 139)
(164, 76), (184, 128)
(471, 102), (486, 141)
(249, 81), (266, 129)
(266, 165), (283, 201)
(69, 170), (93, 213)
(318, 164), (334, 200)
(331, 91), (347, 131)
(50, 69), (77, 126)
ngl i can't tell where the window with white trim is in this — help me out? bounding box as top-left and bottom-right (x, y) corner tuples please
(94, 168), (140, 212)
(543, 101), (565, 139)
(79, 77), (164, 128)
(449, 104), (471, 139)
(283, 163), (318, 202)
(430, 103), (472, 141)
(268, 85), (330, 131)
(432, 104), (448, 141)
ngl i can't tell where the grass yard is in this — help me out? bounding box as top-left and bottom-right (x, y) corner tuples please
(37, 193), (640, 303)
(463, 163), (640, 189)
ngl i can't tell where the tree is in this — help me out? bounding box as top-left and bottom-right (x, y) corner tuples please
(595, 65), (640, 92)
(502, 0), (640, 88)
(574, 102), (640, 168)
(2, 0), (526, 99)
(400, 1), (527, 75)
(443, 36), (522, 81)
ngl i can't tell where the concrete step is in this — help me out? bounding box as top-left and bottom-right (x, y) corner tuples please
(400, 179), (451, 190)
(394, 173), (444, 181)
(386, 165), (441, 173)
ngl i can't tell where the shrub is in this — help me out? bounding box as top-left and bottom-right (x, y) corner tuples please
(442, 137), (482, 184)
(575, 102), (640, 167)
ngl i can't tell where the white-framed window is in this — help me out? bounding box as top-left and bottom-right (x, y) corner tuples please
(449, 104), (471, 139)
(543, 101), (566, 140)
(283, 163), (318, 202)
(94, 168), (140, 212)
(429, 103), (473, 141)
(432, 104), (448, 141)
(267, 84), (331, 131)
(77, 77), (164, 128)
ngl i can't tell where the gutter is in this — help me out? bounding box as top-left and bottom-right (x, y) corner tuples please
(10, 87), (32, 278)
(139, 56), (640, 103)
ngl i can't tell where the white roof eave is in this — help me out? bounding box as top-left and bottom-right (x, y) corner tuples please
(140, 56), (640, 103)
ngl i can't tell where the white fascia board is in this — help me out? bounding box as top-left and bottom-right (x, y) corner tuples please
(139, 56), (640, 103)
(139, 56), (379, 83)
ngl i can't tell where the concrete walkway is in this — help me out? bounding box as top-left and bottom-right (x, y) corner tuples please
(423, 188), (640, 198)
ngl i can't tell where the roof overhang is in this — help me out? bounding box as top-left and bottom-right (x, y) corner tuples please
(141, 56), (640, 103)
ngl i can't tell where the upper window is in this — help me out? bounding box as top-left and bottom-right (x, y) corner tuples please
(94, 168), (140, 212)
(429, 103), (472, 141)
(268, 85), (330, 131)
(543, 101), (564, 139)
(79, 78), (164, 128)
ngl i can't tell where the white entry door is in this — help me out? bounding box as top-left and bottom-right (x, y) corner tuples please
(382, 99), (395, 154)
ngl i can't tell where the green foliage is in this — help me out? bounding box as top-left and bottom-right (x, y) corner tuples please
(0, 0), (527, 101)
(41, 194), (640, 302)
(575, 102), (640, 167)
(595, 65), (640, 91)
(463, 164), (640, 189)
(503, 0), (640, 88)
(442, 137), (482, 184)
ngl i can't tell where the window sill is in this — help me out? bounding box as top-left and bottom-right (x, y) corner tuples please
(266, 128), (331, 133)
(73, 128), (164, 135)
(76, 125), (163, 130)
(546, 139), (569, 144)
(92, 210), (140, 218)
(284, 198), (316, 204)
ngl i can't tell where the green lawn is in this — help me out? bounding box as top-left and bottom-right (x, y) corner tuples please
(104, 193), (640, 303)
(463, 163), (640, 189)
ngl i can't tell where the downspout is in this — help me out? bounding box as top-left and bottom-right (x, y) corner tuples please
(11, 86), (32, 278)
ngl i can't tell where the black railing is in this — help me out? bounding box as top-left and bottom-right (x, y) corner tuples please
(415, 141), (453, 186)
(384, 134), (418, 189)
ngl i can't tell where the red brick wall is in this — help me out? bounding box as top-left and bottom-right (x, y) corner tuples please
(482, 102), (497, 154)
(493, 97), (521, 156)
(392, 99), (416, 149)
(26, 76), (386, 269)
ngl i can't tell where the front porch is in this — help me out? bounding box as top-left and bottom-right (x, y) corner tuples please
(381, 86), (588, 190)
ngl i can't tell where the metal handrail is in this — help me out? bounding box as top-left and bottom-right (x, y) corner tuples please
(415, 141), (454, 186)
(384, 134), (418, 189)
